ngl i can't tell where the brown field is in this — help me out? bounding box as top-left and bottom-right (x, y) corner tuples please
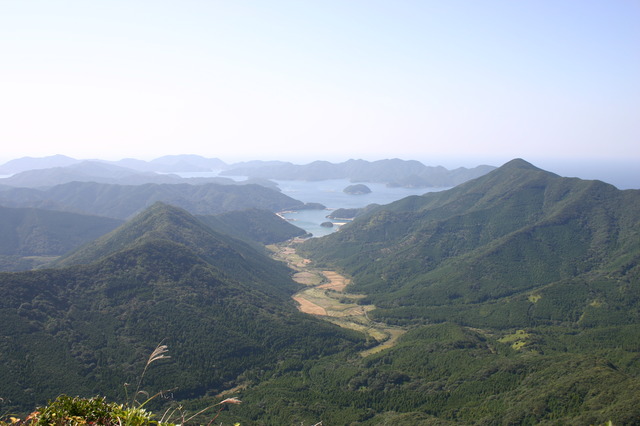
(293, 294), (327, 315)
(272, 239), (406, 356)
(317, 270), (350, 291)
(292, 271), (324, 286)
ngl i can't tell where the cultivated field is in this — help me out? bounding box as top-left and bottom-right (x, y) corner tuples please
(272, 239), (406, 356)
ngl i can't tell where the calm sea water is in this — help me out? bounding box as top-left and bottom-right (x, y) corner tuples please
(274, 179), (446, 237)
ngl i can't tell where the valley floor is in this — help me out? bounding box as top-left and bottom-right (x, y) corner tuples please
(269, 238), (405, 356)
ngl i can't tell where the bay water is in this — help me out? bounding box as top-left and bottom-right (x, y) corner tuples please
(274, 179), (446, 237)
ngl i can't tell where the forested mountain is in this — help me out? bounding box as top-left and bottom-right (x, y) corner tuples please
(0, 206), (123, 271)
(302, 159), (640, 327)
(0, 203), (363, 414)
(0, 181), (316, 219)
(196, 208), (308, 245)
(53, 203), (293, 270)
(230, 320), (640, 424)
(221, 158), (495, 187)
(0, 205), (304, 272)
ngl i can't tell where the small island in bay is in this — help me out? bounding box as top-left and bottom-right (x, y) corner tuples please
(320, 221), (334, 228)
(343, 183), (371, 195)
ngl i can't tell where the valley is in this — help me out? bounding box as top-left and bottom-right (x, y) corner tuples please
(270, 239), (406, 356)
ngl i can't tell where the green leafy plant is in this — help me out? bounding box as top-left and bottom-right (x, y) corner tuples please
(3, 395), (147, 425)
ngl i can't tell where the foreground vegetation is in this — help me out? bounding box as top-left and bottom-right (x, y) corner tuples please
(1, 344), (243, 425)
(2, 394), (242, 425)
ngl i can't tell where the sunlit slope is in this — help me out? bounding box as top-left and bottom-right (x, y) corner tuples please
(302, 158), (640, 327)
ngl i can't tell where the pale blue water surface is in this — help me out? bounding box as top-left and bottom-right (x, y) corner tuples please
(274, 179), (446, 237)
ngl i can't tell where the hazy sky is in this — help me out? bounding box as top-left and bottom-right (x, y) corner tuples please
(1, 1), (638, 166)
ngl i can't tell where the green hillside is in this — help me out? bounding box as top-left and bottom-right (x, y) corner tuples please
(302, 159), (640, 328)
(0, 181), (313, 219)
(226, 322), (640, 424)
(0, 206), (123, 271)
(0, 204), (306, 271)
(0, 203), (363, 415)
(197, 208), (308, 246)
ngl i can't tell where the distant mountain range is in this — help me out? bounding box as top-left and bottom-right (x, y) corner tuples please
(0, 155), (495, 188)
(0, 154), (81, 174)
(0, 154), (227, 175)
(0, 159), (281, 189)
(221, 158), (496, 187)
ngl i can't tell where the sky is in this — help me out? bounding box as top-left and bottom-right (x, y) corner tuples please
(1, 1), (639, 171)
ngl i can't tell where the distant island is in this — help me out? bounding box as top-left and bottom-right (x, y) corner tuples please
(220, 158), (496, 188)
(343, 184), (371, 195)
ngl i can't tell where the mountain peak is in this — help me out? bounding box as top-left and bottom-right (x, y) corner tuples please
(54, 200), (300, 299)
(137, 200), (184, 218)
(55, 202), (222, 267)
(499, 158), (542, 171)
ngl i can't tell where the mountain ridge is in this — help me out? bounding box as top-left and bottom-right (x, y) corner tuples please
(0, 181), (313, 219)
(0, 202), (363, 413)
(302, 159), (640, 327)
(54, 202), (286, 273)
